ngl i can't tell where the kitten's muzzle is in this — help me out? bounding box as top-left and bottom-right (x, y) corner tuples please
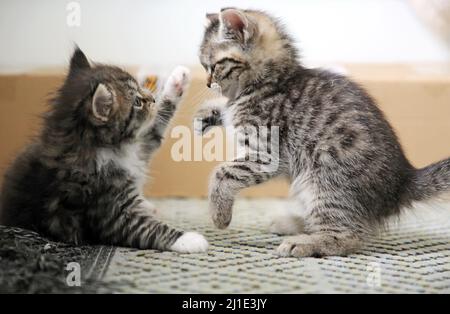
(141, 88), (155, 104)
(144, 94), (155, 104)
(143, 95), (156, 119)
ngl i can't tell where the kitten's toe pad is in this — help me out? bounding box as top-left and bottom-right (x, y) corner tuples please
(170, 232), (209, 253)
(269, 215), (305, 235)
(164, 66), (191, 99)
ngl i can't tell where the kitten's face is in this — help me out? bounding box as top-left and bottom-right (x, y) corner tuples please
(60, 48), (156, 145)
(199, 8), (290, 99)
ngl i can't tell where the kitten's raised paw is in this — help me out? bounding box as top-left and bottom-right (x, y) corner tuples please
(163, 66), (191, 100)
(170, 232), (209, 253)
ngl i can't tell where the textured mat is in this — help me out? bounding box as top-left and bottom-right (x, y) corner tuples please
(103, 198), (450, 293)
(0, 226), (115, 293)
(2, 199), (449, 293)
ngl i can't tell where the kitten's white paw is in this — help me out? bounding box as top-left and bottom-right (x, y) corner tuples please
(170, 232), (209, 253)
(163, 66), (191, 100)
(269, 215), (305, 235)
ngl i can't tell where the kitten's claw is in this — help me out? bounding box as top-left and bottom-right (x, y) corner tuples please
(170, 232), (209, 253)
(163, 66), (191, 100)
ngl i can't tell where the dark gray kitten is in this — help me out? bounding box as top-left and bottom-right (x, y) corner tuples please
(0, 48), (208, 253)
(196, 8), (450, 257)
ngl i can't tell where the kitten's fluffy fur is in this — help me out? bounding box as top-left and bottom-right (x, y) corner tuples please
(197, 8), (450, 257)
(0, 48), (208, 253)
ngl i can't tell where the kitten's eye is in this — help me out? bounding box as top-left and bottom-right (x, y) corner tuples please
(133, 97), (143, 109)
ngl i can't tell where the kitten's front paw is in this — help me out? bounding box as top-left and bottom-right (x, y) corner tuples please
(170, 232), (209, 253)
(193, 107), (221, 135)
(210, 200), (233, 230)
(163, 66), (191, 100)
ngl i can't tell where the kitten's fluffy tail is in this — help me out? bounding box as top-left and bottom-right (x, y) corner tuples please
(406, 157), (450, 208)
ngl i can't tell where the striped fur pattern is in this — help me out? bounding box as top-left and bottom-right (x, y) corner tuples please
(197, 8), (450, 257)
(0, 48), (208, 253)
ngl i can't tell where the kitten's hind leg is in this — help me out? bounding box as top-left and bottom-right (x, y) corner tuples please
(275, 175), (367, 257)
(268, 199), (307, 235)
(275, 206), (367, 257)
(276, 231), (363, 258)
(269, 214), (305, 235)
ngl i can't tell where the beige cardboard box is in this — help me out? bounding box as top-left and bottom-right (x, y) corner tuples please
(0, 64), (449, 197)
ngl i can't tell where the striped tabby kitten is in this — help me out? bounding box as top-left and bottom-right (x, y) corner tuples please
(0, 48), (208, 253)
(196, 8), (450, 257)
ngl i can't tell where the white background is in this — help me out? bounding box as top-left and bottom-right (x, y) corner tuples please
(0, 0), (449, 73)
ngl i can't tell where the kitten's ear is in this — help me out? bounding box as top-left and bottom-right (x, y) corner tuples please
(69, 47), (91, 75)
(219, 9), (255, 44)
(91, 84), (114, 122)
(204, 13), (219, 28)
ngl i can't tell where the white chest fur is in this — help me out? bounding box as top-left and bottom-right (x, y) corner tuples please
(222, 106), (234, 128)
(96, 142), (148, 188)
(289, 170), (317, 217)
(222, 105), (237, 143)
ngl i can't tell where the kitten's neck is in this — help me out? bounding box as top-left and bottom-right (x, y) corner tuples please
(39, 126), (99, 170)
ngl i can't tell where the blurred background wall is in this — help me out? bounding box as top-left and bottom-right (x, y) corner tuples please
(0, 0), (449, 197)
(0, 0), (449, 73)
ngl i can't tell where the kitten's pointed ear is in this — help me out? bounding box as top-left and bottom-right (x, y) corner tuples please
(91, 84), (114, 122)
(69, 47), (91, 74)
(219, 9), (255, 44)
(204, 13), (219, 28)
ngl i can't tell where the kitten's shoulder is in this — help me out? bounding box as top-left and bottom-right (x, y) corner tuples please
(309, 67), (370, 95)
(309, 67), (349, 82)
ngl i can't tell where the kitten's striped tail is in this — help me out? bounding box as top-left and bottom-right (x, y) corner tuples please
(406, 157), (450, 208)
